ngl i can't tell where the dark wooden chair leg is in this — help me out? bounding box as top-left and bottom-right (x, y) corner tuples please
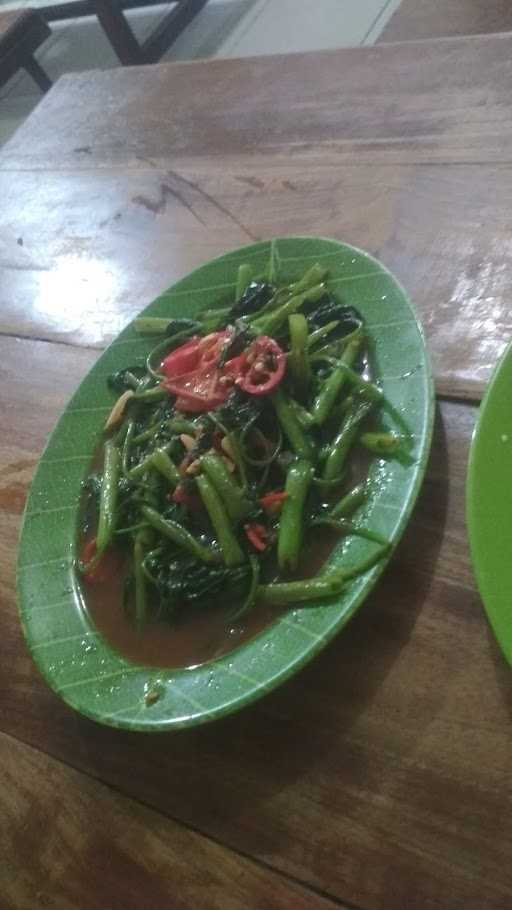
(142, 0), (208, 63)
(94, 0), (143, 65)
(40, 0), (173, 23)
(24, 55), (52, 91)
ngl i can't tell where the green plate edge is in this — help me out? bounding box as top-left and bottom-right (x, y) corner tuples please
(467, 339), (512, 665)
(17, 236), (435, 731)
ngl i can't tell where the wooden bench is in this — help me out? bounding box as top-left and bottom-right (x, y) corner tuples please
(0, 9), (52, 93)
(379, 0), (512, 42)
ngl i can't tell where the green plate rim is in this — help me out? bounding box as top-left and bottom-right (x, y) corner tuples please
(467, 338), (512, 665)
(17, 236), (435, 731)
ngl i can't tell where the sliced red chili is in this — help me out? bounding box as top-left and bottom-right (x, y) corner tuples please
(223, 351), (246, 375)
(161, 331), (235, 413)
(233, 336), (286, 396)
(197, 332), (229, 366)
(259, 490), (288, 512)
(160, 336), (202, 378)
(174, 394), (213, 414)
(161, 331), (284, 411)
(244, 522), (269, 552)
(161, 331), (233, 378)
(80, 537), (115, 585)
(165, 364), (232, 413)
(171, 485), (202, 512)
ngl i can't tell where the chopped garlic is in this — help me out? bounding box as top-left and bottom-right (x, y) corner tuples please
(104, 390), (134, 430)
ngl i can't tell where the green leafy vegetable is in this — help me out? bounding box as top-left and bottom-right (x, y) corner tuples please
(80, 256), (405, 633)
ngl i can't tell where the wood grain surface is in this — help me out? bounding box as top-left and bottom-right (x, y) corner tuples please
(3, 36), (512, 910)
(4, 34), (512, 168)
(1, 159), (510, 399)
(1, 731), (344, 910)
(380, 0), (512, 43)
(3, 35), (512, 396)
(2, 336), (512, 909)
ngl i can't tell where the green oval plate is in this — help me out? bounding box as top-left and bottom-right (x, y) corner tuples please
(17, 237), (434, 730)
(467, 340), (512, 665)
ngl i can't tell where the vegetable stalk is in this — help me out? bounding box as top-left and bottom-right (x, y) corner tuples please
(96, 439), (120, 556)
(312, 337), (362, 425)
(330, 482), (367, 519)
(196, 475), (244, 567)
(201, 452), (250, 522)
(288, 313), (311, 397)
(251, 283), (325, 337)
(142, 506), (218, 564)
(322, 397), (374, 482)
(271, 387), (314, 461)
(278, 460), (314, 572)
(258, 544), (390, 604)
(236, 263), (253, 301)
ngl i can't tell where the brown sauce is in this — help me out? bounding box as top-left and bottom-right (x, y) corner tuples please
(80, 524), (337, 669)
(79, 484), (347, 670)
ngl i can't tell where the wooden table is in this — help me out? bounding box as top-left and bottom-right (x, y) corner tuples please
(380, 0), (512, 42)
(1, 34), (512, 910)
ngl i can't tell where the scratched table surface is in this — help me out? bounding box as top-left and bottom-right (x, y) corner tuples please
(2, 33), (512, 910)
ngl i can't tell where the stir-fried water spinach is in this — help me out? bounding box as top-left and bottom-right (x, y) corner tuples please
(79, 257), (405, 628)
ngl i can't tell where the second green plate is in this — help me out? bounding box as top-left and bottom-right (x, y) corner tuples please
(467, 340), (512, 665)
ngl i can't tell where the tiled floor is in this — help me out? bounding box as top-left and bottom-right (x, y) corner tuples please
(0, 0), (402, 145)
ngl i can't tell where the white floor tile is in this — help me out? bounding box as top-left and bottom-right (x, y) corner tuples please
(0, 67), (26, 101)
(0, 93), (40, 144)
(217, 0), (393, 57)
(363, 0), (403, 43)
(161, 0), (257, 60)
(0, 0), (32, 10)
